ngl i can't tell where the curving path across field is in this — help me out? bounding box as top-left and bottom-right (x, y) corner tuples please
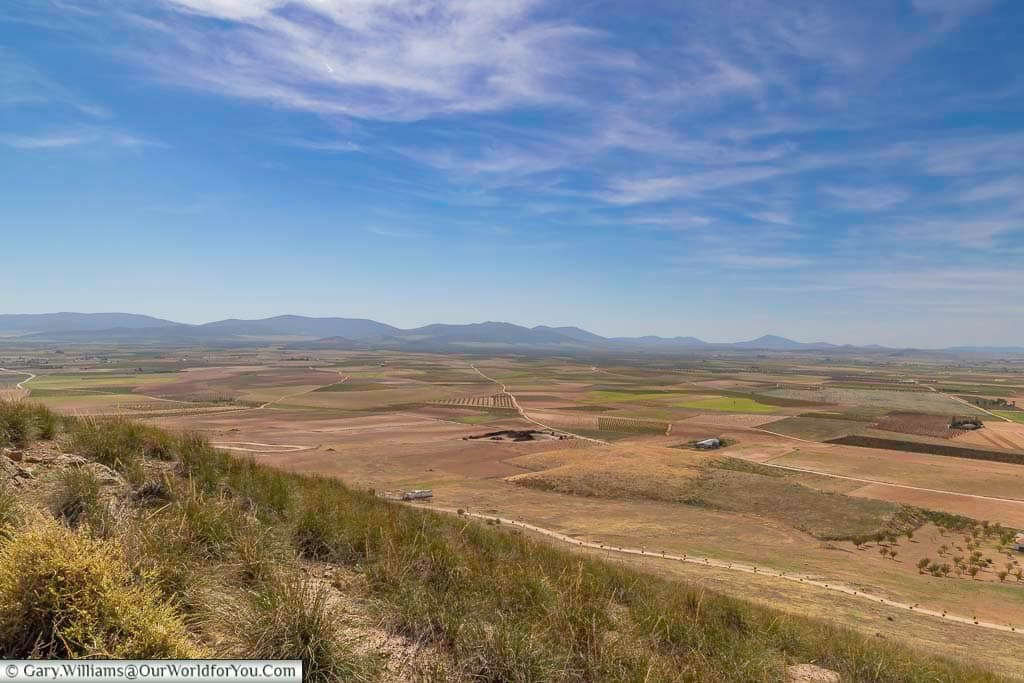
(230, 370), (350, 412)
(469, 364), (607, 444)
(211, 441), (310, 453)
(0, 368), (36, 394)
(427, 506), (1023, 635)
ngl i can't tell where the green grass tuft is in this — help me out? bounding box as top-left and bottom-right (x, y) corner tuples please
(0, 400), (60, 447)
(210, 574), (378, 682)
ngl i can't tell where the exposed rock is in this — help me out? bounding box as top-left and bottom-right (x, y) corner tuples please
(0, 453), (33, 484)
(786, 664), (841, 682)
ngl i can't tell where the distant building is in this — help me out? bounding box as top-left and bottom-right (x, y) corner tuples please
(695, 438), (721, 450)
(1013, 533), (1024, 552)
(401, 489), (433, 501)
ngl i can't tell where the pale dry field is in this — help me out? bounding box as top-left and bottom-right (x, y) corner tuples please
(18, 348), (1024, 668)
(958, 421), (1024, 450)
(758, 446), (1024, 512)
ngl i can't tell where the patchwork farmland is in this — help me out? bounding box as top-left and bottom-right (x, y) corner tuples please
(5, 344), (1024, 676)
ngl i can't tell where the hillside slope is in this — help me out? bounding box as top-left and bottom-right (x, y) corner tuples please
(0, 401), (1006, 681)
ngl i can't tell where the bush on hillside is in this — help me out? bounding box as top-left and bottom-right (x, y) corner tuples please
(210, 574), (374, 683)
(68, 417), (176, 482)
(0, 400), (59, 447)
(51, 466), (108, 531)
(0, 521), (197, 658)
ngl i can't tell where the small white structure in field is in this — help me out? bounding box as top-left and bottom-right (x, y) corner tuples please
(401, 489), (433, 501)
(1013, 533), (1024, 552)
(695, 438), (721, 450)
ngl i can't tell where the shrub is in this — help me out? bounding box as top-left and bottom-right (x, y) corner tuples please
(134, 477), (173, 505)
(0, 521), (197, 657)
(67, 418), (176, 482)
(210, 575), (375, 682)
(0, 400), (59, 446)
(292, 479), (386, 564)
(50, 467), (108, 531)
(0, 482), (20, 541)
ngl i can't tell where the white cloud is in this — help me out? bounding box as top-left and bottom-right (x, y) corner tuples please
(135, 0), (619, 121)
(958, 175), (1024, 202)
(822, 185), (911, 212)
(916, 132), (1024, 176)
(599, 166), (784, 205)
(0, 133), (89, 149)
(278, 138), (361, 153)
(0, 129), (167, 150)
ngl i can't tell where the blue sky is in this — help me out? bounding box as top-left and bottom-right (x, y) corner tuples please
(1, 0), (1022, 347)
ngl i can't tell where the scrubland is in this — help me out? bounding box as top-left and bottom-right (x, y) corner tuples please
(0, 399), (1005, 681)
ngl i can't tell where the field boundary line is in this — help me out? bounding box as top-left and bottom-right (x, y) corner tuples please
(469, 364), (607, 444)
(423, 505), (1022, 635)
(750, 427), (822, 444)
(232, 372), (351, 413)
(924, 384), (1011, 422)
(757, 457), (1024, 505)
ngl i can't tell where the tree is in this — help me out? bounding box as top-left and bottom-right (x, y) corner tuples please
(968, 566), (980, 579)
(889, 549), (898, 561)
(998, 571), (1009, 582)
(917, 558), (930, 574)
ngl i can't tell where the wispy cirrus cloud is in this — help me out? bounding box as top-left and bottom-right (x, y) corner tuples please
(121, 0), (626, 122)
(821, 185), (911, 212)
(0, 128), (167, 150)
(0, 132), (89, 149)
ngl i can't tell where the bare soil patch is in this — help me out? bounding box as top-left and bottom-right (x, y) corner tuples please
(874, 412), (963, 439)
(957, 422), (1024, 451)
(465, 430), (567, 443)
(677, 413), (786, 428)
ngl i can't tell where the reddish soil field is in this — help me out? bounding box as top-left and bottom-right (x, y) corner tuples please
(874, 412), (961, 439)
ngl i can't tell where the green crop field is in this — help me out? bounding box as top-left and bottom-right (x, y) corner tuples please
(994, 410), (1024, 423)
(29, 373), (179, 390)
(675, 396), (776, 413)
(586, 390), (691, 403)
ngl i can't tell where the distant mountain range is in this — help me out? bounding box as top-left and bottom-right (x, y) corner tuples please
(1, 312), (1021, 355)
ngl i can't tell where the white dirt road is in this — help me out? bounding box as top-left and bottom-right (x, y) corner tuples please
(426, 506), (1022, 635)
(0, 368), (36, 394)
(469, 364), (607, 444)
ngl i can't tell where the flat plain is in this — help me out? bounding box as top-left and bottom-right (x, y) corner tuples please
(5, 344), (1024, 676)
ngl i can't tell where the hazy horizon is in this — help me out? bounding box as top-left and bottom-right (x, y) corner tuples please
(2, 2), (1022, 347)
(3, 310), (1023, 349)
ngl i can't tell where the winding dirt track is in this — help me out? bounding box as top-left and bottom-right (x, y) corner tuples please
(469, 364), (607, 444)
(0, 368), (36, 394)
(212, 441), (310, 453)
(427, 506), (1022, 635)
(209, 368), (349, 452)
